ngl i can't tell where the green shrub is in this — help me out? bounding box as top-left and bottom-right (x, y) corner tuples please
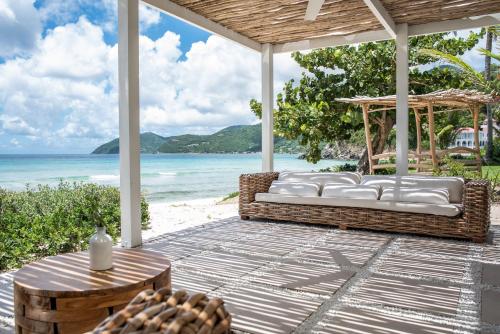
(493, 138), (500, 163)
(0, 182), (150, 271)
(434, 156), (500, 202)
(222, 191), (239, 201)
(374, 156), (396, 175)
(433, 156), (482, 179)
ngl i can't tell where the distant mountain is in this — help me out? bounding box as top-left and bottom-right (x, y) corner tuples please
(92, 132), (167, 154)
(92, 124), (302, 154)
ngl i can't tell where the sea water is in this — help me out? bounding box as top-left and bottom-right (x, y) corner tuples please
(0, 154), (349, 202)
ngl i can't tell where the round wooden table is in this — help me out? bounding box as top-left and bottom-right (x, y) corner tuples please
(14, 248), (171, 334)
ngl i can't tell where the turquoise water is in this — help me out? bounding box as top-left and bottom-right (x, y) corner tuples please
(0, 154), (348, 202)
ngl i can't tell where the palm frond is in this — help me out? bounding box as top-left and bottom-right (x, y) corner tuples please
(419, 48), (488, 88)
(487, 25), (500, 37)
(478, 48), (500, 62)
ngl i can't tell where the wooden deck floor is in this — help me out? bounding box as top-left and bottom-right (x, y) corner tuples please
(1, 206), (499, 333)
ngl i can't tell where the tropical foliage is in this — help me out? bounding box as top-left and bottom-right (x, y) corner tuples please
(434, 157), (500, 202)
(0, 182), (150, 270)
(421, 26), (499, 161)
(250, 31), (484, 171)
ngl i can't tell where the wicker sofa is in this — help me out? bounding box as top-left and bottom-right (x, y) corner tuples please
(239, 172), (491, 242)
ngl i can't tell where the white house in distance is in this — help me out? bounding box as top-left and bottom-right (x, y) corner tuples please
(451, 120), (499, 149)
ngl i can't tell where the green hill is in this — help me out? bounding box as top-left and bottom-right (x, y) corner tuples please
(92, 132), (167, 154)
(92, 124), (302, 154)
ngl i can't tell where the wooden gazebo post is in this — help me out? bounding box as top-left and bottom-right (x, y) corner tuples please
(362, 103), (374, 174)
(414, 108), (422, 172)
(426, 102), (439, 169)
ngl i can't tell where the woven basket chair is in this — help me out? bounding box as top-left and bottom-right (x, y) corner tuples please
(91, 288), (231, 334)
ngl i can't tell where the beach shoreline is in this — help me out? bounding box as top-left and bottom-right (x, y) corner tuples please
(142, 197), (238, 241)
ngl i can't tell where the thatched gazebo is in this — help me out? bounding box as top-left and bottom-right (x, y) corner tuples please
(338, 89), (498, 174)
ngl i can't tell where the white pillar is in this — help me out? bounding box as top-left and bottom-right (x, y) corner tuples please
(261, 43), (274, 172)
(395, 23), (409, 176)
(118, 0), (142, 248)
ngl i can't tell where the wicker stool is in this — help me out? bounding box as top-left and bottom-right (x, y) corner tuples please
(90, 288), (231, 334)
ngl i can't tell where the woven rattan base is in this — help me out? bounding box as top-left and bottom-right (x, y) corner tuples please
(91, 289), (231, 334)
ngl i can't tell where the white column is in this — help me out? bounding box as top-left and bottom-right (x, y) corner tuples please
(261, 43), (274, 172)
(118, 0), (142, 248)
(395, 23), (409, 176)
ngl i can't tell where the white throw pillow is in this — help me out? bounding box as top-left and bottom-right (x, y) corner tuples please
(279, 171), (361, 185)
(361, 175), (464, 203)
(380, 187), (450, 205)
(268, 181), (320, 197)
(321, 183), (380, 200)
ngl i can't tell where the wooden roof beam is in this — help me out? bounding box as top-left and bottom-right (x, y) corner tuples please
(362, 0), (396, 39)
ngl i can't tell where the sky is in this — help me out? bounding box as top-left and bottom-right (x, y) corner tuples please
(0, 0), (491, 154)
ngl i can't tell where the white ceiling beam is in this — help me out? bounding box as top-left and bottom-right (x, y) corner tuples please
(408, 13), (500, 36)
(362, 0), (396, 39)
(142, 0), (261, 52)
(274, 13), (500, 53)
(274, 30), (392, 53)
(304, 0), (325, 21)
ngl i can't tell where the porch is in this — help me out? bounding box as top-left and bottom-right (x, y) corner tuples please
(1, 0), (500, 332)
(116, 0), (500, 248)
(1, 208), (500, 333)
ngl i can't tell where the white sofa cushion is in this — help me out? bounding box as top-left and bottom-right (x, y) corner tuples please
(361, 175), (464, 203)
(254, 193), (462, 217)
(268, 181), (320, 197)
(322, 183), (380, 200)
(380, 187), (450, 205)
(278, 171), (361, 186)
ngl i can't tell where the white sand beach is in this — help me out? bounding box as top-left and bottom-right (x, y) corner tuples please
(142, 197), (239, 241)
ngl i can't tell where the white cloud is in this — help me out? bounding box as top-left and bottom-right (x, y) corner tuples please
(140, 4), (161, 28)
(0, 0), (41, 57)
(139, 35), (303, 134)
(31, 17), (110, 79)
(100, 0), (162, 31)
(0, 115), (39, 136)
(37, 0), (82, 25)
(10, 138), (20, 147)
(0, 16), (116, 152)
(0, 12), (303, 153)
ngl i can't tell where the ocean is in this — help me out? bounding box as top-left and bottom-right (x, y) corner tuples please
(0, 154), (349, 202)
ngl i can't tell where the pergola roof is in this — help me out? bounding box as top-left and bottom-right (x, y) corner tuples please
(337, 89), (499, 108)
(150, 0), (500, 51)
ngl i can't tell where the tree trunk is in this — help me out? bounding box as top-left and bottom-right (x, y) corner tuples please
(357, 114), (395, 174)
(356, 149), (370, 174)
(485, 29), (493, 161)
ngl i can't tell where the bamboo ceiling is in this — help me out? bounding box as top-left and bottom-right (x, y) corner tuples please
(169, 0), (500, 44)
(337, 89), (499, 108)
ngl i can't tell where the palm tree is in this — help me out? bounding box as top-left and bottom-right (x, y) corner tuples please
(482, 28), (495, 160)
(420, 27), (499, 95)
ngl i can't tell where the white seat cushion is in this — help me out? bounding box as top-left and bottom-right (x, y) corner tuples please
(322, 183), (380, 200)
(361, 175), (464, 203)
(268, 181), (320, 197)
(254, 193), (462, 217)
(278, 171), (361, 186)
(380, 187), (450, 205)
